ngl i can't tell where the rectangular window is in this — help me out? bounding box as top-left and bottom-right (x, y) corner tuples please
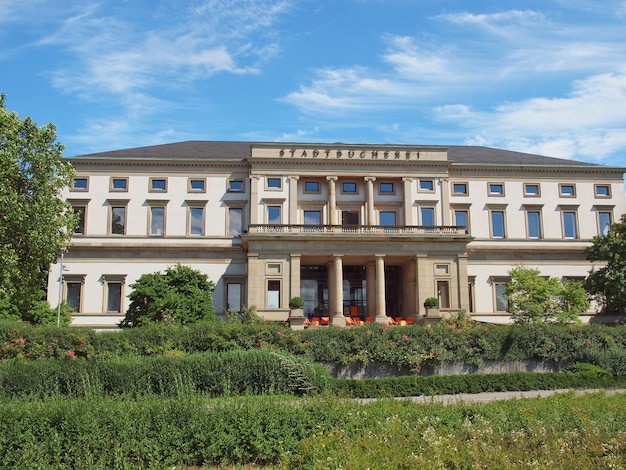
(342, 182), (357, 193)
(490, 210), (505, 238)
(267, 177), (282, 189)
(303, 210), (321, 225)
(559, 184), (576, 197)
(379, 211), (396, 226)
(454, 209), (469, 232)
(228, 180), (244, 192)
(73, 206), (86, 235)
(71, 177), (88, 191)
(110, 177), (128, 191)
(420, 207), (435, 226)
(66, 282), (82, 313)
(524, 183), (540, 196)
(188, 178), (206, 192)
(562, 211), (578, 238)
(342, 210), (359, 225)
(526, 210), (542, 238)
(595, 184), (611, 197)
(419, 179), (434, 191)
(228, 207), (243, 236)
(149, 178), (167, 192)
(304, 181), (320, 193)
(227, 283), (242, 312)
(107, 283), (122, 313)
(150, 206), (165, 236)
(189, 207), (204, 235)
(598, 211), (612, 236)
(110, 206), (126, 235)
(267, 206), (281, 224)
(488, 183), (504, 196)
(494, 282), (509, 312)
(453, 182), (468, 195)
(436, 280), (450, 309)
(267, 280), (280, 308)
(379, 182), (394, 194)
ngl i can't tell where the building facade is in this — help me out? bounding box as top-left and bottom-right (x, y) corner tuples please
(47, 141), (626, 328)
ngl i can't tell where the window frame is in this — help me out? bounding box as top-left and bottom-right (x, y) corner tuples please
(102, 274), (126, 314)
(524, 206), (543, 239)
(560, 207), (579, 239)
(223, 276), (246, 313)
(108, 199), (129, 236)
(266, 177), (283, 190)
(420, 206), (436, 226)
(303, 209), (322, 225)
(488, 206), (507, 239)
(62, 274), (86, 313)
(453, 208), (470, 234)
(379, 182), (395, 194)
(594, 184), (611, 198)
(452, 182), (469, 196)
(304, 181), (320, 193)
(523, 183), (541, 197)
(188, 178), (206, 193)
(559, 183), (576, 198)
(70, 177), (89, 192)
(109, 177), (129, 192)
(68, 199), (89, 236)
(267, 279), (281, 309)
(227, 204), (245, 236)
(186, 200), (208, 236)
(488, 182), (505, 197)
(596, 209), (613, 236)
(227, 179), (245, 193)
(149, 177), (168, 193)
(341, 181), (358, 194)
(418, 179), (435, 192)
(266, 205), (282, 225)
(492, 277), (510, 312)
(379, 210), (397, 226)
(147, 200), (168, 237)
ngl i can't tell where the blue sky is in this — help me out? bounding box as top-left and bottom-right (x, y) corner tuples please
(2, 0), (626, 170)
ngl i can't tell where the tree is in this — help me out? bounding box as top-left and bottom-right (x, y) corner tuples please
(0, 94), (76, 321)
(585, 214), (626, 314)
(505, 265), (587, 324)
(121, 263), (217, 327)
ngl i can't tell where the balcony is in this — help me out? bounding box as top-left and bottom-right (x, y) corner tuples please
(247, 224), (467, 236)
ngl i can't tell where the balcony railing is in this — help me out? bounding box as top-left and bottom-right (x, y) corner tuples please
(247, 224), (466, 236)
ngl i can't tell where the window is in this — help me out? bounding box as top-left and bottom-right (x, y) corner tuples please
(493, 281), (509, 312)
(102, 275), (125, 313)
(559, 184), (576, 197)
(188, 178), (206, 192)
(420, 207), (435, 226)
(595, 184), (611, 198)
(342, 182), (357, 193)
(69, 201), (88, 235)
(524, 183), (540, 197)
(267, 177), (282, 189)
(561, 210), (578, 238)
(452, 182), (468, 195)
(267, 205), (281, 224)
(63, 275), (85, 313)
(379, 182), (394, 194)
(149, 206), (166, 236)
(228, 179), (244, 192)
(303, 210), (321, 225)
(436, 280), (450, 309)
(342, 210), (359, 225)
(490, 210), (506, 238)
(304, 181), (320, 193)
(110, 177), (128, 191)
(598, 211), (612, 235)
(526, 209), (542, 239)
(71, 177), (89, 191)
(379, 211), (396, 226)
(108, 201), (128, 235)
(189, 207), (205, 236)
(228, 207), (243, 236)
(267, 280), (281, 308)
(488, 183), (504, 196)
(454, 209), (469, 233)
(226, 282), (242, 312)
(419, 179), (434, 191)
(149, 178), (167, 192)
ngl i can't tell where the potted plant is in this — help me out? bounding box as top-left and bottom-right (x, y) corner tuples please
(424, 297), (439, 317)
(289, 296), (305, 310)
(288, 296), (306, 330)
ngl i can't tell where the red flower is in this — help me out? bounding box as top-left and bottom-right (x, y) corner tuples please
(80, 343), (85, 348)
(67, 350), (75, 358)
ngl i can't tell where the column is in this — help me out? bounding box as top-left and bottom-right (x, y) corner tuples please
(415, 254), (429, 317)
(288, 175), (299, 224)
(375, 254), (387, 323)
(403, 260), (416, 318)
(457, 254), (470, 311)
(366, 260), (376, 320)
(249, 176), (260, 225)
(290, 254), (301, 300)
(402, 177), (413, 226)
(247, 253), (261, 308)
(439, 178), (451, 226)
(326, 176), (338, 225)
(364, 176), (376, 225)
(332, 254), (345, 325)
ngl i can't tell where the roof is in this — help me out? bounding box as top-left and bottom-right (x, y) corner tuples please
(67, 140), (607, 168)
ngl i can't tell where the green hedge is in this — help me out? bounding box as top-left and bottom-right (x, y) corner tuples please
(2, 320), (626, 374)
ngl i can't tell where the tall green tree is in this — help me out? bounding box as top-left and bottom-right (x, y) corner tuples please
(121, 263), (217, 327)
(0, 94), (76, 321)
(585, 214), (626, 314)
(505, 265), (587, 324)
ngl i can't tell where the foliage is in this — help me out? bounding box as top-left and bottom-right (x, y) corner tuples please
(121, 263), (216, 327)
(585, 213), (626, 314)
(0, 392), (625, 468)
(424, 296), (439, 308)
(439, 308), (474, 329)
(22, 298), (72, 326)
(289, 296), (305, 309)
(0, 94), (77, 319)
(505, 265), (587, 324)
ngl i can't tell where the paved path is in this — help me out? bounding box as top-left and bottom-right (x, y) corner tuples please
(358, 389), (626, 405)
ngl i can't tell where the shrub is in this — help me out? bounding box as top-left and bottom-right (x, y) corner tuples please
(289, 297), (305, 309)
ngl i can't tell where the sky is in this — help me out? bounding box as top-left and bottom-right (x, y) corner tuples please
(2, 0), (626, 171)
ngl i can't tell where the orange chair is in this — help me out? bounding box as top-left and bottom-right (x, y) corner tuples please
(345, 316), (356, 326)
(387, 316), (397, 325)
(304, 318), (311, 327)
(406, 317), (415, 325)
(312, 317), (320, 326)
(320, 316), (330, 325)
